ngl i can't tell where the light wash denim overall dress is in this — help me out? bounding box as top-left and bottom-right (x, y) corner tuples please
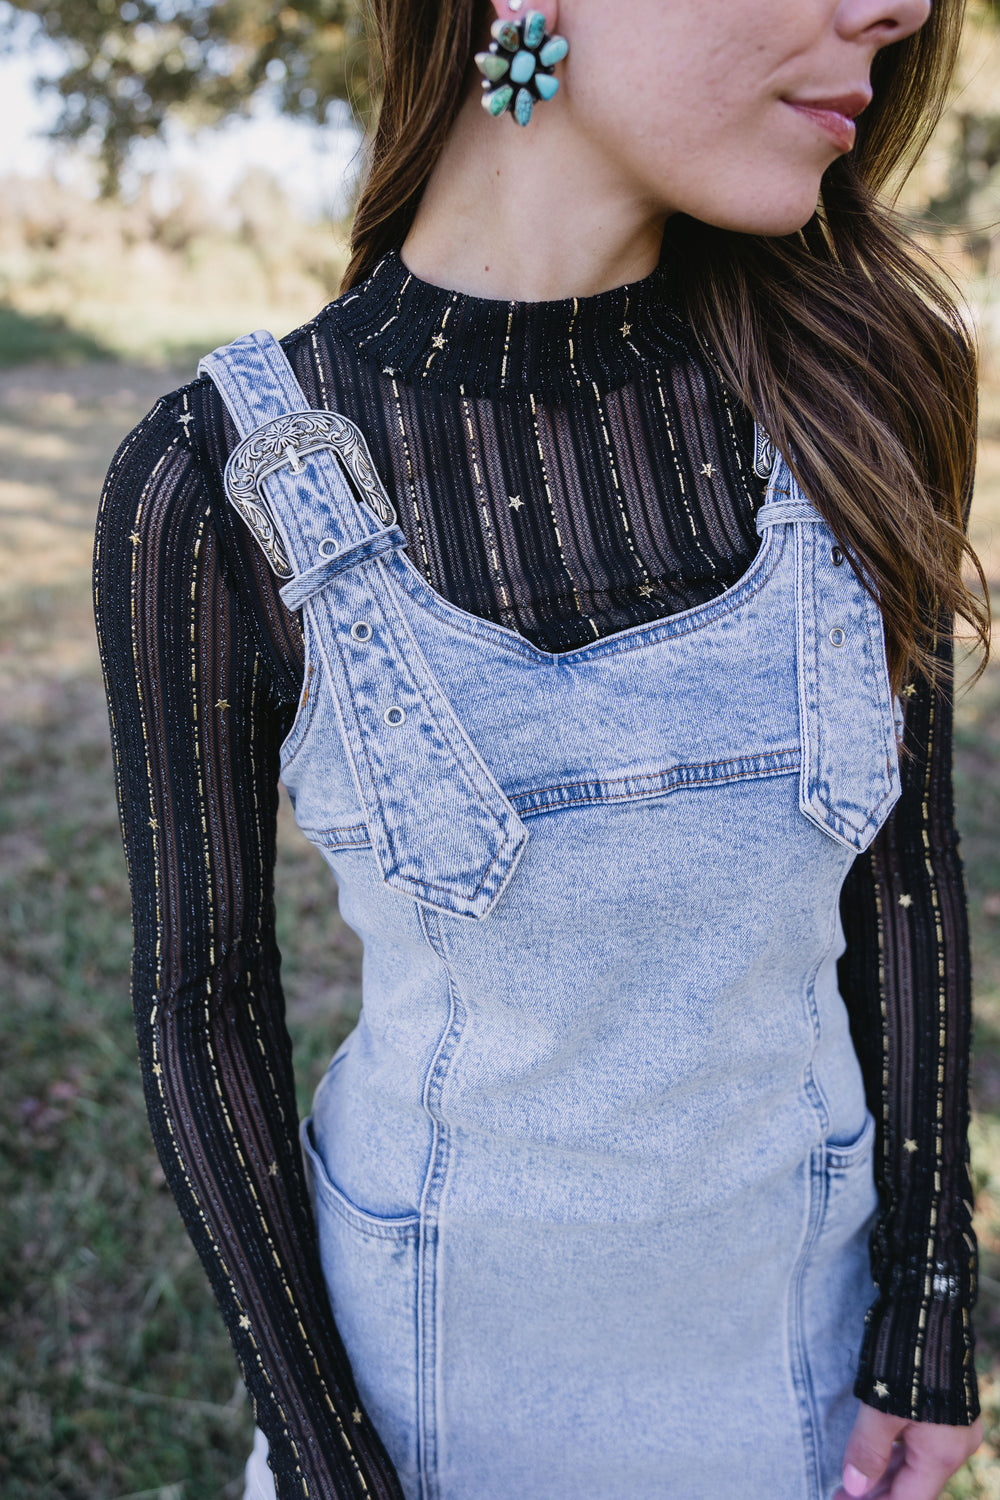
(202, 331), (902, 1500)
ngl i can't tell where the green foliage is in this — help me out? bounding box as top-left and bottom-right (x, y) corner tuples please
(0, 0), (372, 192)
(0, 303), (111, 365)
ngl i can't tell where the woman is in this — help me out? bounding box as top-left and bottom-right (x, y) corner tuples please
(94, 1), (991, 1497)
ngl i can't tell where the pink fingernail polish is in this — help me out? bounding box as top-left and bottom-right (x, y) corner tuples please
(843, 1463), (869, 1497)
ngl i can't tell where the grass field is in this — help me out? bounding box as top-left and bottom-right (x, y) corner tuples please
(0, 327), (998, 1498)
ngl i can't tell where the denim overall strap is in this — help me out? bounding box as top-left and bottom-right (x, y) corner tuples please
(199, 330), (527, 919)
(756, 458), (901, 852)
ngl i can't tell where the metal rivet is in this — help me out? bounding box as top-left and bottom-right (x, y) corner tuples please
(318, 537), (340, 559)
(829, 627), (846, 647)
(350, 622), (372, 642)
(383, 706), (406, 727)
(831, 547), (844, 566)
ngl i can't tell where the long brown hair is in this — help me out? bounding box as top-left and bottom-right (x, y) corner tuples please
(343, 0), (990, 694)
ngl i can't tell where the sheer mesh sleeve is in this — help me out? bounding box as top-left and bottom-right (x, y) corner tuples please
(93, 393), (405, 1500)
(840, 624), (979, 1426)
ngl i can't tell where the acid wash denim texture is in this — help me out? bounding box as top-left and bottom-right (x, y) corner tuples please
(202, 330), (903, 1500)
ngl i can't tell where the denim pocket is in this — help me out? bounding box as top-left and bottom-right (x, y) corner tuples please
(825, 1110), (877, 1178)
(821, 1111), (879, 1272)
(300, 1117), (421, 1495)
(797, 524), (902, 855)
(798, 1112), (880, 1499)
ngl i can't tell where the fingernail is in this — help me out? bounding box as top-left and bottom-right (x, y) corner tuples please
(843, 1464), (870, 1497)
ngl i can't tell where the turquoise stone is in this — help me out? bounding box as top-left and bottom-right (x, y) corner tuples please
(523, 10), (546, 48)
(514, 87), (534, 126)
(534, 72), (559, 100)
(474, 50), (509, 81)
(538, 34), (568, 66)
(509, 49), (535, 84)
(483, 83), (513, 117)
(490, 18), (520, 51)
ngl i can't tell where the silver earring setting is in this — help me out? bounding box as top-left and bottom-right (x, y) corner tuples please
(475, 10), (569, 128)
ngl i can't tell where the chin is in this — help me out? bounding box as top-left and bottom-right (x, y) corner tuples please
(690, 181), (826, 239)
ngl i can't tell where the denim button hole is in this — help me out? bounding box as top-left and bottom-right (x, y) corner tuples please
(318, 537), (340, 559)
(351, 621), (373, 642)
(829, 627), (846, 647)
(383, 706), (406, 727)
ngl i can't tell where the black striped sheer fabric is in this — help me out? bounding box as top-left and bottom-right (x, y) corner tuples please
(93, 246), (978, 1500)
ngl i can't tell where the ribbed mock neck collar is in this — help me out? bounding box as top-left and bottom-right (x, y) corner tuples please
(329, 243), (689, 396)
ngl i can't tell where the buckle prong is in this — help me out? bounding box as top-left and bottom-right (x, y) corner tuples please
(281, 440), (305, 474)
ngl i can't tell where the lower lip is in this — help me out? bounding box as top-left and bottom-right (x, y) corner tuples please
(785, 101), (856, 154)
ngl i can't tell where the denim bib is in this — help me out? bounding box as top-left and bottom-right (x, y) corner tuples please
(203, 331), (901, 1500)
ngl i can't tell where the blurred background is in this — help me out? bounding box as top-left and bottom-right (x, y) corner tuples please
(0, 2), (998, 1496)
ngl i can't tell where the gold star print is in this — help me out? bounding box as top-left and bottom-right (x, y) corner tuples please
(152, 1063), (162, 1077)
(215, 699), (230, 711)
(239, 1315), (251, 1330)
(268, 1161), (278, 1177)
(382, 366), (395, 376)
(509, 495), (525, 511)
(902, 682), (917, 697)
(431, 333), (447, 351)
(874, 1380), (890, 1400)
(129, 531), (142, 547)
(352, 1408), (363, 1424)
(638, 583), (655, 598)
(620, 321), (631, 337)
(178, 411), (194, 430)
(148, 816), (159, 830)
(904, 1139), (918, 1154)
(898, 893), (913, 909)
(700, 462), (715, 478)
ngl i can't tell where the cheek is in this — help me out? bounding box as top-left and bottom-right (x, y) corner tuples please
(660, 109), (837, 233)
(572, 69), (836, 236)
(564, 0), (836, 234)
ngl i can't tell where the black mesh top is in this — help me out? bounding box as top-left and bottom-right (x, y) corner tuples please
(93, 242), (979, 1500)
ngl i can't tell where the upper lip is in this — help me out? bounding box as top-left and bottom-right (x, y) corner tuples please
(785, 91), (872, 120)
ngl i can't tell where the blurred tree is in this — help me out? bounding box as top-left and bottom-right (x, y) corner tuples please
(914, 0), (1000, 270)
(0, 0), (373, 192)
(924, 110), (1000, 269)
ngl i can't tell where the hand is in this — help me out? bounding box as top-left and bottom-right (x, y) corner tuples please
(834, 1402), (983, 1499)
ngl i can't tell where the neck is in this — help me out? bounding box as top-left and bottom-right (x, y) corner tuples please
(401, 70), (667, 302)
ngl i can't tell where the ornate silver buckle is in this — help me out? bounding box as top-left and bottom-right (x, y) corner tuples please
(223, 410), (397, 579)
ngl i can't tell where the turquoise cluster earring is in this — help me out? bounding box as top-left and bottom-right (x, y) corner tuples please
(475, 9), (569, 127)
